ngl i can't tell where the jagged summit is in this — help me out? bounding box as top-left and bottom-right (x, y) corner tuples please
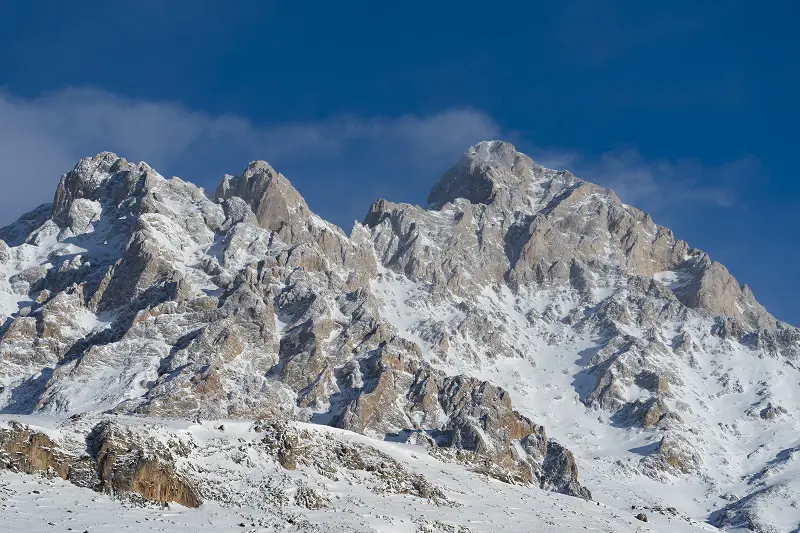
(1, 143), (784, 330)
(428, 140), (547, 208)
(0, 143), (799, 532)
(215, 160), (307, 225)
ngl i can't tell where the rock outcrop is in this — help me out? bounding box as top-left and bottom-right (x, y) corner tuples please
(0, 419), (200, 507)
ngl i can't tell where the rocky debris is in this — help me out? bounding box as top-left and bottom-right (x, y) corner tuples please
(632, 504), (696, 524)
(293, 485), (329, 509)
(757, 402), (788, 420)
(261, 420), (303, 470)
(415, 520), (473, 533)
(634, 513), (648, 522)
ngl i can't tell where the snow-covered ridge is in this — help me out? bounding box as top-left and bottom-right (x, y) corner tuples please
(0, 142), (798, 532)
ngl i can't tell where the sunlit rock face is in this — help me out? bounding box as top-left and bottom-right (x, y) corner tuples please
(1, 141), (798, 531)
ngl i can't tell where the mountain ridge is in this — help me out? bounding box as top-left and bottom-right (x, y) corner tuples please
(4, 141), (783, 331)
(1, 141), (798, 532)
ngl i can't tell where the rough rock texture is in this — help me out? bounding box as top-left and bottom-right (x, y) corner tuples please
(0, 419), (199, 507)
(1, 141), (799, 531)
(87, 420), (201, 507)
(259, 420), (449, 503)
(0, 421), (76, 480)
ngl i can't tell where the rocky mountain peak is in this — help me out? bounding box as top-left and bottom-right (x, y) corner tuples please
(48, 151), (180, 242)
(427, 140), (550, 208)
(215, 160), (311, 234)
(468, 140), (534, 168)
(51, 152), (130, 225)
(1, 144), (799, 532)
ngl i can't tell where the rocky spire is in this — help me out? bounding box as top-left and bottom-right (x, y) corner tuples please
(427, 140), (547, 209)
(215, 160), (312, 235)
(51, 152), (132, 226)
(214, 159), (375, 283)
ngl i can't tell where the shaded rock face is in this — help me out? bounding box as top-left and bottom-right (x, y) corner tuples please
(87, 420), (201, 507)
(428, 140), (538, 207)
(0, 141), (799, 525)
(0, 421), (76, 480)
(640, 433), (702, 477)
(541, 441), (591, 500)
(0, 420), (200, 507)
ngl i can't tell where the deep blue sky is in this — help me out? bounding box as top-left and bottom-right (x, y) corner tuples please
(0, 1), (798, 325)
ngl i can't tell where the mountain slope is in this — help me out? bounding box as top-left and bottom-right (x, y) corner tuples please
(1, 415), (715, 533)
(0, 141), (798, 532)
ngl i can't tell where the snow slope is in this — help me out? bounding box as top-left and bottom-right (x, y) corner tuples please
(1, 415), (716, 533)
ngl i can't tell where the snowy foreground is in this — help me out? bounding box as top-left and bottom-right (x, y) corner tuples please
(0, 415), (715, 533)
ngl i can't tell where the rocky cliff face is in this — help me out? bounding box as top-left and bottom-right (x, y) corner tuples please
(0, 418), (200, 507)
(0, 141), (798, 531)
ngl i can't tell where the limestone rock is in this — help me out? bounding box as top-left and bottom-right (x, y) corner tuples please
(0, 419), (200, 507)
(87, 420), (201, 507)
(641, 433), (702, 476)
(0, 141), (798, 529)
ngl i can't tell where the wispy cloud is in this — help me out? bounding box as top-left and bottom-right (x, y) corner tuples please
(530, 145), (762, 213)
(0, 87), (758, 231)
(0, 88), (500, 228)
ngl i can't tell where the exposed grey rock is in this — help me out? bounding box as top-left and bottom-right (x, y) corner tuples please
(294, 485), (329, 509)
(0, 204), (52, 246)
(641, 432), (702, 476)
(0, 141), (798, 530)
(0, 239), (10, 263)
(258, 419), (449, 503)
(541, 440), (592, 500)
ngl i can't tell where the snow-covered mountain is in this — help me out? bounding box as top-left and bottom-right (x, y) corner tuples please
(1, 141), (798, 532)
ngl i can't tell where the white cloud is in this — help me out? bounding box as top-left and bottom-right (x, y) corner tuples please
(0, 88), (500, 226)
(530, 145), (761, 213)
(0, 87), (757, 231)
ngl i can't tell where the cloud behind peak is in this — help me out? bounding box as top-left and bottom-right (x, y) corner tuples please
(0, 87), (757, 232)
